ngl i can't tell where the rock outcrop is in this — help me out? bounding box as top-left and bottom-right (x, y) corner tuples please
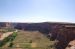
(65, 40), (75, 49)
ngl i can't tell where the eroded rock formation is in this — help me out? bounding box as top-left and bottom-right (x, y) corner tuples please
(65, 40), (75, 49)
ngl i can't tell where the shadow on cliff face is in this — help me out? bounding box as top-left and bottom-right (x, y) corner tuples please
(54, 32), (75, 49)
(14, 23), (51, 35)
(53, 26), (75, 49)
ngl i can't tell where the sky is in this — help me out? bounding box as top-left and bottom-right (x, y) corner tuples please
(0, 0), (75, 23)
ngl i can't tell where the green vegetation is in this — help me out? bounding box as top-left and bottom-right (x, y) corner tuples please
(8, 31), (17, 47)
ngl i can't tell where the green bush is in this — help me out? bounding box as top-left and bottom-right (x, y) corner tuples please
(8, 42), (13, 47)
(29, 40), (32, 43)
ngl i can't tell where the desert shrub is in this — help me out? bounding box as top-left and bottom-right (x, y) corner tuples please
(8, 42), (13, 47)
(29, 40), (32, 43)
(12, 32), (17, 37)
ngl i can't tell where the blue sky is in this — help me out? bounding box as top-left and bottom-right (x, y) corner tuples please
(0, 0), (75, 23)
